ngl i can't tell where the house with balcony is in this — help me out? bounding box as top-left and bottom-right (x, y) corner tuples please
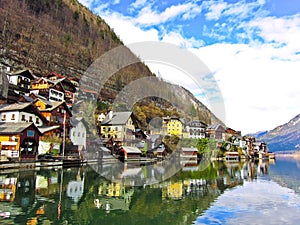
(186, 120), (207, 139)
(6, 68), (35, 102)
(45, 73), (77, 107)
(31, 77), (65, 102)
(0, 122), (41, 161)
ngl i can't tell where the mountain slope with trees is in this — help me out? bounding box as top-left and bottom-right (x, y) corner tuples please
(0, 0), (224, 129)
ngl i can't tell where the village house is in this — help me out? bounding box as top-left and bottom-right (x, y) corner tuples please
(33, 99), (72, 127)
(6, 68), (36, 103)
(206, 123), (226, 140)
(69, 117), (88, 150)
(31, 77), (65, 102)
(119, 146), (142, 161)
(0, 122), (41, 161)
(224, 127), (241, 141)
(0, 102), (47, 127)
(156, 144), (168, 160)
(180, 147), (198, 167)
(186, 120), (207, 139)
(100, 111), (135, 142)
(45, 72), (77, 107)
(162, 116), (184, 137)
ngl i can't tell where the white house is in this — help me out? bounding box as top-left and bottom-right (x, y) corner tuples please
(69, 117), (87, 150)
(0, 102), (46, 127)
(7, 68), (35, 96)
(186, 120), (207, 139)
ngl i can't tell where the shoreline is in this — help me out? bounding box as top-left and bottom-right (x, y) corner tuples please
(275, 151), (300, 159)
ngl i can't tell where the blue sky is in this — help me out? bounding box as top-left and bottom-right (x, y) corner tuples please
(79, 0), (300, 134)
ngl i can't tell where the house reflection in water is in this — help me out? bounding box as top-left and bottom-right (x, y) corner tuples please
(67, 171), (85, 203)
(97, 180), (134, 211)
(0, 176), (17, 202)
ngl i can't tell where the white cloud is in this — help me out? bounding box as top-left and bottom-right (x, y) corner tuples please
(246, 15), (300, 57)
(112, 0), (120, 5)
(193, 42), (300, 133)
(135, 2), (196, 25)
(78, 0), (95, 8)
(204, 2), (228, 20)
(97, 12), (159, 44)
(130, 0), (147, 9)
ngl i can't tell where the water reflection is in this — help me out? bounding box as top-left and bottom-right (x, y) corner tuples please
(0, 159), (297, 225)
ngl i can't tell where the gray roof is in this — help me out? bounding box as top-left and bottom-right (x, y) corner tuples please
(38, 125), (61, 134)
(0, 122), (35, 134)
(122, 146), (142, 154)
(181, 147), (198, 152)
(0, 102), (32, 112)
(101, 112), (132, 125)
(207, 123), (225, 130)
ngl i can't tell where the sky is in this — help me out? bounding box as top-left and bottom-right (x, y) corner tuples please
(78, 0), (300, 134)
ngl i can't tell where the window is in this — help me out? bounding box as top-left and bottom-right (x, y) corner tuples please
(1, 114), (6, 121)
(36, 118), (39, 124)
(78, 132), (80, 137)
(73, 131), (75, 137)
(11, 114), (15, 120)
(29, 116), (33, 122)
(21, 115), (26, 121)
(82, 133), (85, 138)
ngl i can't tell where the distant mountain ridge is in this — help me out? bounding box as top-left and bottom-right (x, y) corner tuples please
(257, 114), (300, 152)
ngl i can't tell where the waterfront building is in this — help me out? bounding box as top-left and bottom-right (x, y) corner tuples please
(206, 123), (226, 140)
(0, 122), (41, 161)
(100, 111), (135, 141)
(186, 120), (207, 139)
(0, 102), (47, 127)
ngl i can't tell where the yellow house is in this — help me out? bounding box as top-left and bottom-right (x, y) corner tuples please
(0, 122), (41, 161)
(166, 117), (183, 136)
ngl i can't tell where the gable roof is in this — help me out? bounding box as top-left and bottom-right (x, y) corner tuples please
(0, 122), (41, 135)
(101, 112), (132, 125)
(38, 100), (72, 116)
(207, 123), (225, 131)
(0, 102), (48, 123)
(10, 68), (35, 80)
(0, 102), (32, 112)
(121, 146), (142, 154)
(38, 125), (61, 134)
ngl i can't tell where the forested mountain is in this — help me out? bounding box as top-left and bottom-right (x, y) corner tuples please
(0, 0), (224, 129)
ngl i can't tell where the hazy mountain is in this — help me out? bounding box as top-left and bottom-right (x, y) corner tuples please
(247, 130), (268, 139)
(258, 114), (300, 152)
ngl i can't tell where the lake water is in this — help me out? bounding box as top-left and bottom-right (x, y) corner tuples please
(0, 157), (300, 225)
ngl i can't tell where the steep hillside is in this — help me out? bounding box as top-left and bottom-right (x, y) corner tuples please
(0, 0), (224, 129)
(258, 114), (300, 151)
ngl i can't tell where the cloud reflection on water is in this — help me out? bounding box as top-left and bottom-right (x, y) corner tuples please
(195, 178), (300, 225)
